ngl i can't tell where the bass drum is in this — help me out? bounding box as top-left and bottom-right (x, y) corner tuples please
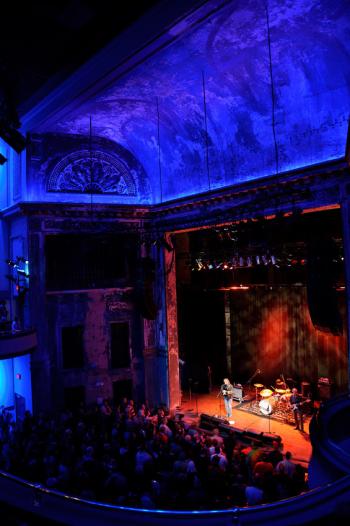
(259, 397), (276, 415)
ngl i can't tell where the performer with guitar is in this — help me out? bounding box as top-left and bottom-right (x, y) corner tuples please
(220, 378), (234, 419)
(290, 387), (304, 431)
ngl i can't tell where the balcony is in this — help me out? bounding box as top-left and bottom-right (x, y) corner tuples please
(0, 329), (37, 359)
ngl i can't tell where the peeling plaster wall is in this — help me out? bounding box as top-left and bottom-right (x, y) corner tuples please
(35, 0), (350, 203)
(46, 288), (145, 406)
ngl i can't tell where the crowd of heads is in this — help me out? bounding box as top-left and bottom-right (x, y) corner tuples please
(0, 398), (307, 510)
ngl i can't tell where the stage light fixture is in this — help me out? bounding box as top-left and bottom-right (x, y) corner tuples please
(196, 258), (204, 270)
(0, 152), (7, 165)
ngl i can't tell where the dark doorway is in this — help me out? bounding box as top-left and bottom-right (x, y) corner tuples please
(61, 325), (84, 369)
(113, 379), (133, 403)
(64, 386), (86, 410)
(110, 322), (130, 369)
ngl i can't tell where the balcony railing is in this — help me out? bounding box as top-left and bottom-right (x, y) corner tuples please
(0, 469), (350, 526)
(0, 329), (37, 359)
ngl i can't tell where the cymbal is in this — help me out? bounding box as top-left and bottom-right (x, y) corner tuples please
(275, 388), (286, 394)
(254, 383), (264, 388)
(260, 388), (273, 398)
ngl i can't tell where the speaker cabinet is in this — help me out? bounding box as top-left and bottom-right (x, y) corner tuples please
(232, 385), (243, 401)
(307, 238), (342, 335)
(199, 414), (229, 431)
(301, 381), (311, 397)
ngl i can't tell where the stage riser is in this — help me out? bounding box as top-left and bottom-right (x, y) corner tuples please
(199, 413), (281, 445)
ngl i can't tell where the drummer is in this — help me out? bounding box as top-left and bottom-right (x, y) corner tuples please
(276, 377), (287, 390)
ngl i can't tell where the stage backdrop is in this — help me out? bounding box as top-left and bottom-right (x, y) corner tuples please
(226, 287), (348, 393)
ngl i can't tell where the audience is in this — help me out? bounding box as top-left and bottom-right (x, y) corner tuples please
(0, 399), (307, 510)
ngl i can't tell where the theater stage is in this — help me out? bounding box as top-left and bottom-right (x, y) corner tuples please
(178, 390), (312, 467)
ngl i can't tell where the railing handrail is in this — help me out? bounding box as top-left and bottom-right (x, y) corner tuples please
(0, 328), (36, 340)
(1, 468), (350, 521)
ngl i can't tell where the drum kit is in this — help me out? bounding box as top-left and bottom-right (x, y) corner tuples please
(253, 380), (292, 416)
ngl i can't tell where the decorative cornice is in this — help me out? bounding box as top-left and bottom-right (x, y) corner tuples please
(150, 159), (348, 230)
(153, 158), (348, 214)
(19, 202), (150, 219)
(1, 160), (348, 233)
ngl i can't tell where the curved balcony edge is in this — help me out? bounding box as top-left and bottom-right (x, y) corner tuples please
(308, 392), (350, 487)
(0, 329), (37, 359)
(1, 469), (350, 526)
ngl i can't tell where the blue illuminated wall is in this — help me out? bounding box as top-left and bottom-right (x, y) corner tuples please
(29, 0), (350, 204)
(13, 354), (33, 414)
(0, 139), (27, 297)
(0, 139), (26, 210)
(0, 355), (32, 417)
(0, 359), (14, 409)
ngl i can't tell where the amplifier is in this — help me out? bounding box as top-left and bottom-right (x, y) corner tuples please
(232, 384), (243, 402)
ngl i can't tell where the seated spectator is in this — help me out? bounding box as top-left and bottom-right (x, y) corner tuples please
(11, 316), (20, 333)
(0, 300), (8, 327)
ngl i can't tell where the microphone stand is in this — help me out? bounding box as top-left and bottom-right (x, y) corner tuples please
(246, 369), (261, 405)
(193, 381), (199, 416)
(216, 388), (222, 418)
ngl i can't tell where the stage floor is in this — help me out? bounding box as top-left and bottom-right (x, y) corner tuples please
(179, 390), (312, 466)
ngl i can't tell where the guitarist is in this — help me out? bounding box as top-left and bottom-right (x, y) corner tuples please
(220, 378), (234, 418)
(290, 387), (304, 432)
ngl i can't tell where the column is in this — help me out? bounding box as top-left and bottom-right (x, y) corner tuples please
(164, 233), (181, 410)
(28, 227), (52, 413)
(341, 194), (350, 390)
(224, 292), (232, 378)
(142, 243), (169, 408)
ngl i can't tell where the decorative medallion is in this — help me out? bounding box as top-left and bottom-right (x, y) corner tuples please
(47, 150), (136, 195)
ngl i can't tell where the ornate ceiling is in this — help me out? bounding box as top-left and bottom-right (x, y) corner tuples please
(32, 0), (350, 204)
